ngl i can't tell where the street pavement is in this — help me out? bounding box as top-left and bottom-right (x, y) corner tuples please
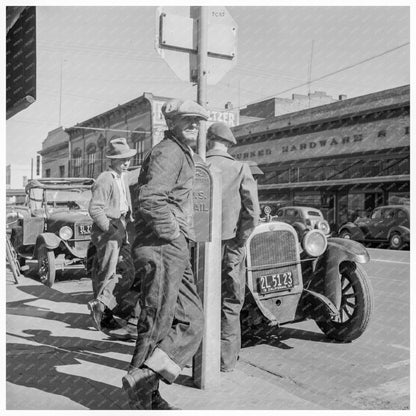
(5, 268), (322, 411)
(5, 248), (412, 411)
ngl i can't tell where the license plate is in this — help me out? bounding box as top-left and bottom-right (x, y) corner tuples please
(78, 224), (92, 235)
(257, 271), (293, 294)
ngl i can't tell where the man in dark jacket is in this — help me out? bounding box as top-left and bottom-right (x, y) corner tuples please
(122, 99), (209, 410)
(206, 122), (260, 372)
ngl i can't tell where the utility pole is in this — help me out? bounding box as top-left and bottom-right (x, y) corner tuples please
(307, 40), (314, 108)
(59, 58), (63, 126)
(197, 6), (208, 161)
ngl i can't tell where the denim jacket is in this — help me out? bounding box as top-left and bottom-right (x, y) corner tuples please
(133, 131), (196, 242)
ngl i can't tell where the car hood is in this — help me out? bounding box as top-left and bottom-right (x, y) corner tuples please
(47, 211), (92, 226)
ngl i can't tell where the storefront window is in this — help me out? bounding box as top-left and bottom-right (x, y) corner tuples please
(293, 191), (321, 207)
(72, 148), (82, 177)
(97, 135), (106, 173)
(87, 143), (96, 178)
(388, 192), (410, 205)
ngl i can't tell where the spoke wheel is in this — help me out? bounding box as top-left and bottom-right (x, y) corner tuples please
(37, 245), (56, 287)
(6, 236), (20, 284)
(315, 262), (373, 342)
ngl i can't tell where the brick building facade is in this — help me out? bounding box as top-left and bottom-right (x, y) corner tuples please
(231, 85), (410, 230)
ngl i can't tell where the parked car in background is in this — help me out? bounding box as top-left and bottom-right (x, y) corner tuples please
(338, 205), (410, 250)
(8, 178), (94, 287)
(274, 206), (331, 236)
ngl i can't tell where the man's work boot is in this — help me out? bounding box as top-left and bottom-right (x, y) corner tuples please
(87, 299), (105, 331)
(151, 390), (181, 410)
(106, 322), (137, 341)
(122, 367), (159, 410)
(100, 311), (121, 331)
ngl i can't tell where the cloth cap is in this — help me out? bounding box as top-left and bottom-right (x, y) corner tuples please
(247, 160), (264, 176)
(106, 137), (137, 159)
(162, 99), (209, 121)
(207, 122), (236, 145)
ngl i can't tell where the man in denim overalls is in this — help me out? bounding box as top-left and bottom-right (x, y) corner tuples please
(122, 99), (209, 410)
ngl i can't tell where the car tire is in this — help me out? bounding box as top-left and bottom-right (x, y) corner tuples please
(37, 245), (56, 287)
(315, 262), (373, 343)
(339, 230), (352, 239)
(389, 233), (403, 250)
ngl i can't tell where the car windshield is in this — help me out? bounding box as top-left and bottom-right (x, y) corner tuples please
(44, 188), (92, 211)
(29, 187), (92, 213)
(371, 210), (382, 219)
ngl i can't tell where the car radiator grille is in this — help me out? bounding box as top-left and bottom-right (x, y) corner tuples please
(249, 230), (300, 287)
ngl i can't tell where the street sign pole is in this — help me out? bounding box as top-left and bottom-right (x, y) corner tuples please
(193, 7), (222, 391)
(156, 6), (237, 389)
(197, 6), (208, 161)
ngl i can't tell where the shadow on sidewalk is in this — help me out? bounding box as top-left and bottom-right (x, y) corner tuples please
(7, 329), (133, 410)
(7, 284), (201, 404)
(241, 324), (339, 349)
(7, 284), (98, 331)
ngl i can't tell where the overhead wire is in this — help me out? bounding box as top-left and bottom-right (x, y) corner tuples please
(241, 42), (410, 108)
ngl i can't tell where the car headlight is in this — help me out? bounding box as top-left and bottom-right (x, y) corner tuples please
(59, 226), (73, 240)
(302, 229), (327, 257)
(317, 220), (330, 235)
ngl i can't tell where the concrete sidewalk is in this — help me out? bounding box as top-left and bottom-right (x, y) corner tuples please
(6, 271), (321, 411)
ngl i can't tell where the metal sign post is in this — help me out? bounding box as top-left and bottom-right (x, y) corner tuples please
(156, 6), (237, 389)
(196, 6), (208, 160)
(192, 163), (222, 389)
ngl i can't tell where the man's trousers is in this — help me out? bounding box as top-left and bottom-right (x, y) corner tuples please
(129, 233), (204, 383)
(220, 238), (247, 372)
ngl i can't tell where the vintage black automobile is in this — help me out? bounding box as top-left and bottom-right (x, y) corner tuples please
(274, 205), (331, 236)
(338, 205), (410, 250)
(9, 178), (94, 287)
(242, 219), (373, 342)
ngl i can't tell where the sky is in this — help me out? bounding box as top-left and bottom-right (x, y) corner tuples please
(4, 3), (411, 187)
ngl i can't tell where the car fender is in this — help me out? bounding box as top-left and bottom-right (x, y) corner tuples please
(338, 223), (365, 240)
(308, 238), (370, 309)
(292, 221), (308, 238)
(387, 225), (410, 240)
(33, 233), (61, 257)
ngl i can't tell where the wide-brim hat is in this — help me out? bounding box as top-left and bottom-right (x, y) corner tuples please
(162, 99), (209, 121)
(106, 137), (137, 159)
(207, 122), (236, 145)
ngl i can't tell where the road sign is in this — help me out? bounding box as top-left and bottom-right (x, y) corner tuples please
(155, 6), (237, 85)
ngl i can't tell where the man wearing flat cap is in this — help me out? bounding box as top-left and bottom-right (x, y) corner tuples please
(206, 122), (260, 373)
(122, 99), (208, 410)
(88, 137), (138, 339)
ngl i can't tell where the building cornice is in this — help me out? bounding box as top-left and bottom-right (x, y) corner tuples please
(38, 141), (68, 156)
(233, 85), (409, 140)
(65, 92), (171, 139)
